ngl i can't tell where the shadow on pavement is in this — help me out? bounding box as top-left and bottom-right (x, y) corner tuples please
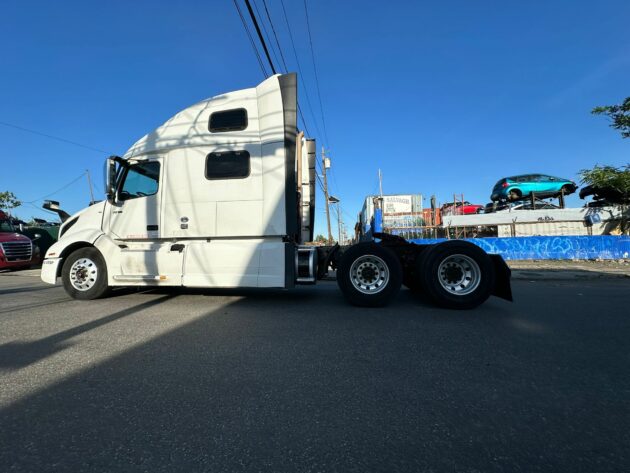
(0, 295), (175, 371)
(0, 283), (627, 472)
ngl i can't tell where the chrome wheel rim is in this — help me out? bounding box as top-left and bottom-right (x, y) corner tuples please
(69, 257), (98, 291)
(349, 255), (390, 295)
(437, 254), (481, 296)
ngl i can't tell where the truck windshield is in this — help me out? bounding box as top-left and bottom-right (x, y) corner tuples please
(0, 219), (15, 232)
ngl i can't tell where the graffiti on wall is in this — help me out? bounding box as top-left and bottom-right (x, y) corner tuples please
(409, 236), (630, 260)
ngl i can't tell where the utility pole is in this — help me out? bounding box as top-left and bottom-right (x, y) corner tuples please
(86, 169), (95, 204)
(337, 202), (342, 245)
(322, 147), (333, 243)
(378, 169), (383, 197)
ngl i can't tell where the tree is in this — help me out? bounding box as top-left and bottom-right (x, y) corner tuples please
(579, 164), (630, 234)
(0, 191), (21, 212)
(592, 97), (630, 138)
(314, 234), (327, 243)
(579, 164), (630, 198)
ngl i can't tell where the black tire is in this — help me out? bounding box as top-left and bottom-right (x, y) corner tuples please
(61, 247), (110, 300)
(403, 274), (420, 292)
(508, 189), (522, 201)
(403, 248), (432, 293)
(417, 240), (495, 310)
(337, 242), (402, 307)
(561, 184), (575, 195)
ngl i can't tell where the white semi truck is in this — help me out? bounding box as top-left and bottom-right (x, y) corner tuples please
(41, 73), (511, 309)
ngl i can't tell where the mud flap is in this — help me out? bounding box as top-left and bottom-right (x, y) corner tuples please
(490, 254), (513, 301)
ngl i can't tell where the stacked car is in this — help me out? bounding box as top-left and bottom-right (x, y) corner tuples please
(491, 174), (577, 202)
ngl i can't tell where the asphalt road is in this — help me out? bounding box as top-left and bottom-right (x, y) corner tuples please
(0, 271), (629, 472)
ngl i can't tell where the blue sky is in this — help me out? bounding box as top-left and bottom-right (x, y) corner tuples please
(1, 0), (628, 238)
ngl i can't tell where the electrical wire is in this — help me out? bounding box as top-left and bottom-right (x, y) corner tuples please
(303, 0), (330, 147)
(261, 0), (289, 73)
(0, 120), (111, 155)
(24, 172), (88, 204)
(233, 0), (268, 77)
(25, 202), (60, 217)
(279, 0), (324, 142)
(243, 0), (277, 75)
(253, 0), (283, 72)
(256, 0), (313, 139)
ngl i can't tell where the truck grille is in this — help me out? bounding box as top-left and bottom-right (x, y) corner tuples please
(1, 241), (33, 262)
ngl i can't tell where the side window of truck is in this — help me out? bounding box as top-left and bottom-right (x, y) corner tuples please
(205, 151), (250, 180)
(119, 161), (160, 200)
(209, 108), (248, 132)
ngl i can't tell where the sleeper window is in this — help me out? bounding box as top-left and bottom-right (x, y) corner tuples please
(209, 108), (248, 132)
(205, 151), (250, 180)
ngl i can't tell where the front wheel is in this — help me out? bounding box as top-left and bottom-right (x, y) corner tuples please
(417, 241), (495, 310)
(61, 247), (110, 300)
(337, 243), (402, 307)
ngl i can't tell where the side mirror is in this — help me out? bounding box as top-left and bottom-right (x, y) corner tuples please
(105, 157), (119, 202)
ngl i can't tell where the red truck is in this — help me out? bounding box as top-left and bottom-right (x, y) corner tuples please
(0, 210), (40, 270)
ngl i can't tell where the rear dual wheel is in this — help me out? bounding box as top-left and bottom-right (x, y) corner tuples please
(416, 241), (494, 310)
(337, 243), (402, 307)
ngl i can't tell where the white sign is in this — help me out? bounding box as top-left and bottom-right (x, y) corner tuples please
(383, 195), (412, 214)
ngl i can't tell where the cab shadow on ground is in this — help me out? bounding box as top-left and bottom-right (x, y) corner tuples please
(1, 279), (629, 472)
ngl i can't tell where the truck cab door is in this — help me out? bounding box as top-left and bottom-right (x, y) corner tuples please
(109, 159), (161, 240)
(108, 158), (182, 283)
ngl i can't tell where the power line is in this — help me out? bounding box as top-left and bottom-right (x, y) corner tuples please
(261, 0), (289, 73)
(279, 0), (324, 141)
(252, 0), (283, 72)
(0, 120), (111, 155)
(24, 172), (88, 204)
(233, 0), (268, 77)
(25, 202), (59, 217)
(303, 0), (330, 147)
(243, 0), (277, 75)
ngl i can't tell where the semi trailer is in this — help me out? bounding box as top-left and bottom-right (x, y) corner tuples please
(41, 73), (512, 309)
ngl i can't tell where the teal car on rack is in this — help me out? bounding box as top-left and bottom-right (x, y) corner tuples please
(491, 174), (577, 201)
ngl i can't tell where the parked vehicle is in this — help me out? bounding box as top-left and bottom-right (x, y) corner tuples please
(15, 203), (64, 258)
(484, 200), (560, 213)
(579, 185), (628, 204)
(491, 174), (576, 201)
(0, 210), (40, 270)
(40, 74), (511, 309)
(440, 201), (483, 215)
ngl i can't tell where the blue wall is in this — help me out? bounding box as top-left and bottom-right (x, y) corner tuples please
(408, 236), (630, 260)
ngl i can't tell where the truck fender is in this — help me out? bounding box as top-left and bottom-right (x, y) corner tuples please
(93, 234), (123, 285)
(44, 228), (105, 260)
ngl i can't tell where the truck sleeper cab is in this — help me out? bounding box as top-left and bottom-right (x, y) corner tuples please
(41, 74), (511, 309)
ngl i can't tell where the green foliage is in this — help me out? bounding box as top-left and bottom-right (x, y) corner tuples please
(0, 191), (21, 210)
(578, 164), (630, 195)
(314, 234), (327, 243)
(579, 165), (630, 234)
(592, 97), (630, 138)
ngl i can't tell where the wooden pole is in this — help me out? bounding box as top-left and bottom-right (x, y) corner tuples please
(322, 147), (333, 243)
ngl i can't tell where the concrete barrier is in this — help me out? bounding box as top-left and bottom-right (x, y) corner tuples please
(408, 235), (630, 260)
